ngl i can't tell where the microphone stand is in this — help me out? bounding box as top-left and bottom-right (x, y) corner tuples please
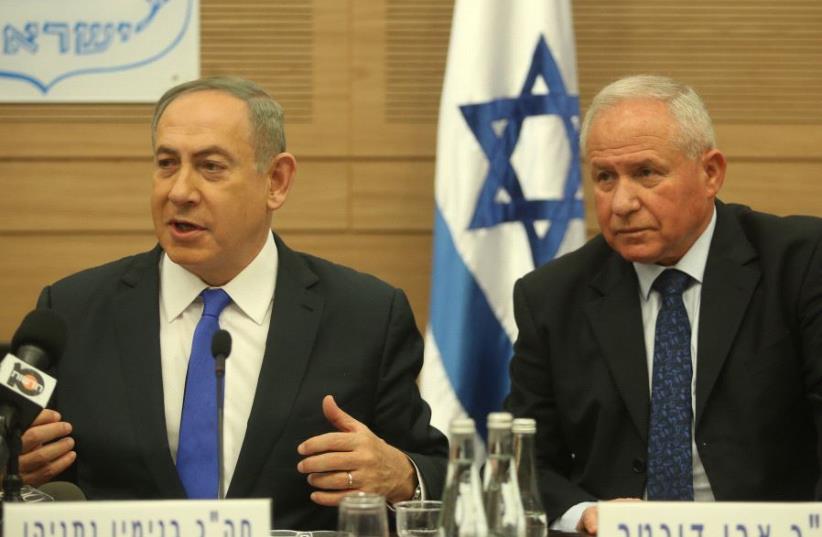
(215, 355), (226, 500)
(2, 420), (23, 503)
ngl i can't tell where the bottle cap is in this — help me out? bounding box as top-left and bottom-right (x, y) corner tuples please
(512, 417), (536, 434)
(450, 417), (476, 434)
(487, 411), (513, 429)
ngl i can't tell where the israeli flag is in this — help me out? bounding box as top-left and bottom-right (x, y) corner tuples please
(421, 0), (585, 441)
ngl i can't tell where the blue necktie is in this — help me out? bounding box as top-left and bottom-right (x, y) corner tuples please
(177, 288), (231, 499)
(646, 269), (694, 500)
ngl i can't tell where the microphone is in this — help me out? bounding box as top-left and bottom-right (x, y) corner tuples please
(0, 309), (66, 501)
(211, 329), (231, 500)
(11, 310), (66, 372)
(0, 310), (65, 434)
(37, 481), (86, 502)
(212, 329), (232, 380)
(0, 311), (65, 434)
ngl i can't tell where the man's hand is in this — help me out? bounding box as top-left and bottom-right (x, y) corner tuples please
(19, 409), (76, 487)
(297, 395), (417, 506)
(577, 498), (642, 535)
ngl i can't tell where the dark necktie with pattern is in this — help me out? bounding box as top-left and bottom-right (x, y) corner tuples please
(176, 288), (232, 498)
(646, 269), (694, 500)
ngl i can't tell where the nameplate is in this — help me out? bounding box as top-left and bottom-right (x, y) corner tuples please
(599, 502), (822, 537)
(4, 498), (271, 537)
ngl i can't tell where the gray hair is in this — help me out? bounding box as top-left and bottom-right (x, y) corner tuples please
(579, 75), (716, 159)
(151, 76), (286, 172)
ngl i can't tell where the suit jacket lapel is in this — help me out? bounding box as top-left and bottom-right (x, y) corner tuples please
(586, 251), (651, 443)
(113, 246), (186, 497)
(695, 202), (759, 427)
(228, 234), (324, 497)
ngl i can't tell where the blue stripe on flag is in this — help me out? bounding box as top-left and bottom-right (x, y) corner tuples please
(429, 206), (513, 440)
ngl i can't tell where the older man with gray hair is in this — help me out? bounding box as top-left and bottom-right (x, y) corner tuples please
(506, 74), (822, 533)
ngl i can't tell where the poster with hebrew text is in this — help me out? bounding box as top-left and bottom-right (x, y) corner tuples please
(0, 0), (199, 102)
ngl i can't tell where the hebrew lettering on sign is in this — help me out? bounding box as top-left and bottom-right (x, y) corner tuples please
(0, 0), (199, 101)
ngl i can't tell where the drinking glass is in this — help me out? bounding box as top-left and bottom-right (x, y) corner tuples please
(395, 500), (442, 537)
(338, 492), (389, 537)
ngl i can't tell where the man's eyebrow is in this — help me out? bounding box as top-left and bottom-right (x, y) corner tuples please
(153, 145), (236, 165)
(588, 159), (612, 169)
(154, 145), (179, 157)
(192, 146), (236, 164)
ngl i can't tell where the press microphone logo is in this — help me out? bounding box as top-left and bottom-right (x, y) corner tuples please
(8, 362), (45, 396)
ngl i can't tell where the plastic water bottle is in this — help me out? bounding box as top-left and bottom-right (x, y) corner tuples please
(483, 413), (525, 537)
(512, 418), (547, 537)
(438, 418), (488, 537)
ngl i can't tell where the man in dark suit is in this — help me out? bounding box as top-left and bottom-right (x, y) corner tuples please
(15, 76), (448, 529)
(505, 75), (822, 533)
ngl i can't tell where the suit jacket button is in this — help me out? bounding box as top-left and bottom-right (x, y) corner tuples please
(632, 458), (646, 473)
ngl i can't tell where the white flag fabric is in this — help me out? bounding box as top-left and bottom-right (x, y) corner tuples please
(421, 0), (585, 440)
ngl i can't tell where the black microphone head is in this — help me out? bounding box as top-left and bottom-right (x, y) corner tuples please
(37, 481), (87, 502)
(211, 329), (232, 359)
(11, 310), (67, 364)
(0, 342), (9, 358)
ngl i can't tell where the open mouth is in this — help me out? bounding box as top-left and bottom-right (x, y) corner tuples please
(171, 220), (205, 233)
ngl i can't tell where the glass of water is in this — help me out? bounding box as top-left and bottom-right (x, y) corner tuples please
(338, 492), (389, 537)
(395, 500), (442, 537)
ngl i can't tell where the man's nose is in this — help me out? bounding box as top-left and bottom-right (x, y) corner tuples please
(611, 177), (640, 216)
(167, 165), (199, 205)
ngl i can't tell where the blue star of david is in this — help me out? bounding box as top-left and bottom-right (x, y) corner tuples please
(460, 35), (585, 268)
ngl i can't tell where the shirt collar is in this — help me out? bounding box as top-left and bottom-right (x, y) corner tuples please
(634, 207), (717, 301)
(160, 233), (278, 324)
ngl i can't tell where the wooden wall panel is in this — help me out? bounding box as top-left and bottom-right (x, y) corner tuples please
(352, 161), (435, 231)
(0, 161), (152, 232)
(719, 160), (822, 217)
(276, 160), (350, 230)
(350, 0), (452, 156)
(574, 1), (822, 124)
(715, 124), (822, 160)
(0, 160), (348, 232)
(0, 122), (150, 159)
(202, 1), (316, 124)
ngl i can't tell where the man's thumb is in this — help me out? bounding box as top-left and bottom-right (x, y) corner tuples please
(322, 395), (365, 432)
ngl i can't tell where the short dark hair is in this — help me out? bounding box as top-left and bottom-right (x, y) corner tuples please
(151, 76), (286, 172)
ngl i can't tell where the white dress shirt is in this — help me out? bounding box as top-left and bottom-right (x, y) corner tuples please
(552, 209), (717, 531)
(159, 233), (277, 495)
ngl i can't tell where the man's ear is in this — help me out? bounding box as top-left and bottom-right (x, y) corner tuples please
(266, 152), (297, 211)
(701, 148), (726, 198)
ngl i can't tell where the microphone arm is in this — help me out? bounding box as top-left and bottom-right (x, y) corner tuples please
(216, 359), (225, 501)
(2, 419), (23, 502)
(211, 329), (232, 500)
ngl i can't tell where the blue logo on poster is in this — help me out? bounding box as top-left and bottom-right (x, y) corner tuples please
(0, 0), (194, 94)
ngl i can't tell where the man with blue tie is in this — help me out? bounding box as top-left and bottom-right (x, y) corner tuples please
(505, 75), (822, 533)
(15, 76), (448, 528)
